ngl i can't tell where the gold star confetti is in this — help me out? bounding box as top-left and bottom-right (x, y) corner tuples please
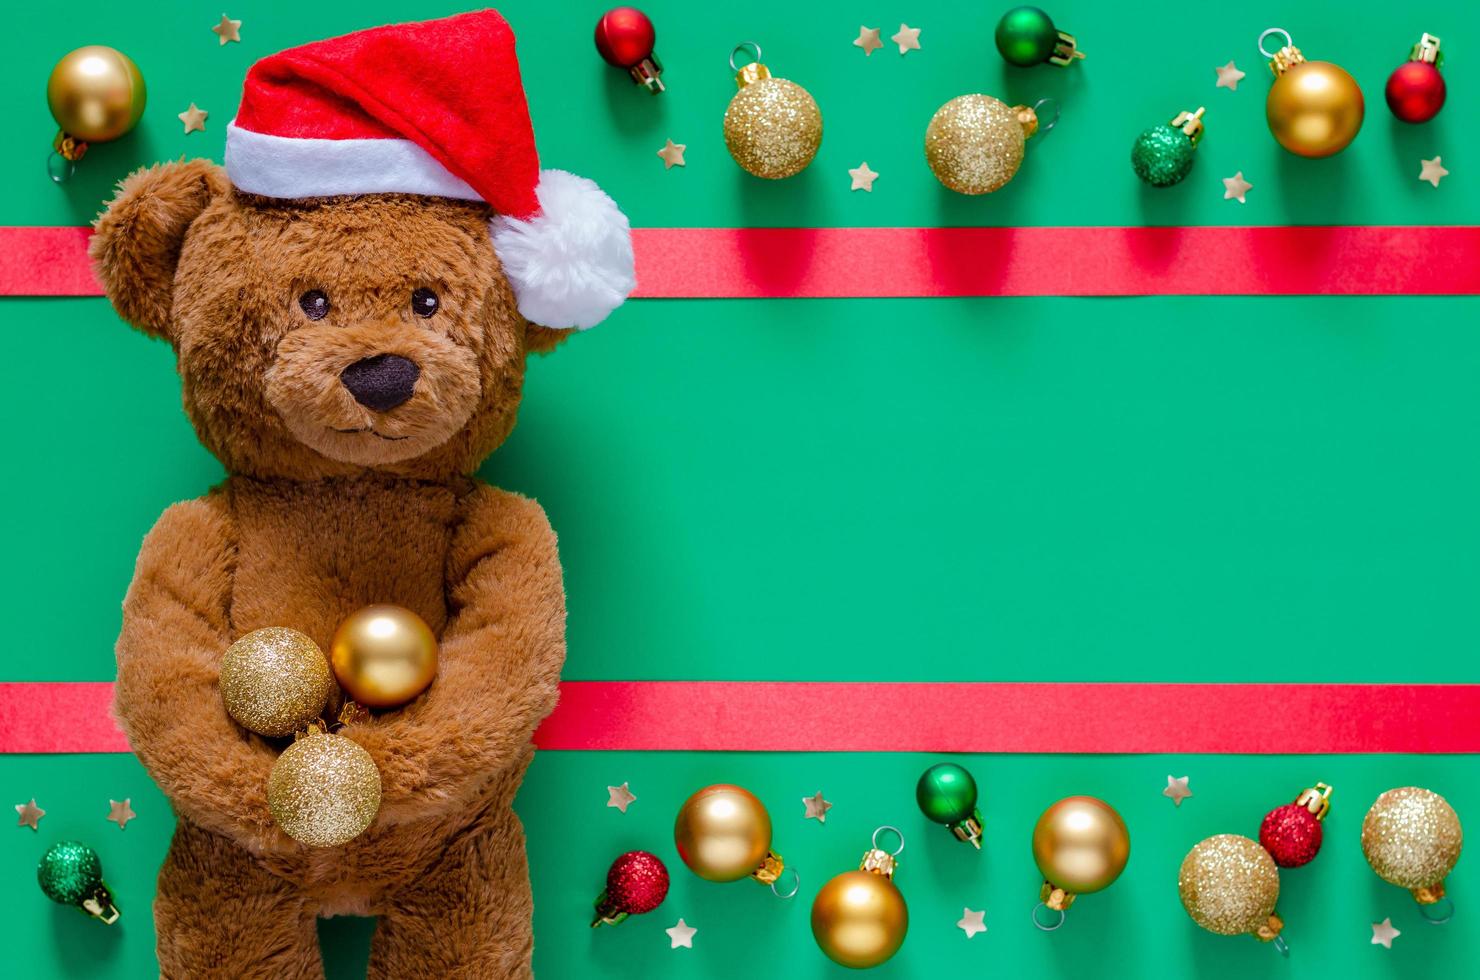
(848, 162), (879, 192)
(854, 26), (883, 56)
(1371, 917), (1401, 948)
(803, 791), (833, 822)
(891, 24), (921, 55)
(957, 908), (986, 938)
(1215, 61), (1245, 91)
(1164, 775), (1193, 807)
(107, 798), (136, 830)
(657, 139), (686, 169)
(1222, 171), (1252, 203)
(178, 103), (209, 134)
(211, 13), (242, 45)
(666, 918), (697, 949)
(1419, 156), (1449, 188)
(606, 782), (637, 813)
(15, 799), (45, 831)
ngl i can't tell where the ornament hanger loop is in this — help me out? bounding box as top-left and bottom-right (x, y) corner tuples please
(1031, 902), (1066, 932)
(1032, 98), (1061, 136)
(1419, 897), (1455, 925)
(729, 42), (761, 72)
(871, 825), (905, 857)
(1271, 935), (1291, 957)
(1257, 28), (1293, 60)
(770, 866), (801, 900)
(46, 151), (75, 184)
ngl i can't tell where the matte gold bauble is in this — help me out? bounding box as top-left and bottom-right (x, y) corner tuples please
(1262, 34), (1363, 158)
(267, 730), (381, 847)
(1032, 796), (1131, 901)
(925, 94), (1040, 195)
(810, 869), (908, 969)
(47, 46), (146, 145)
(673, 784), (775, 882)
(219, 627), (333, 737)
(1362, 787), (1463, 901)
(722, 44), (821, 179)
(1178, 834), (1282, 939)
(330, 605), (438, 709)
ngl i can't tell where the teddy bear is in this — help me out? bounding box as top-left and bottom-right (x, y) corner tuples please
(89, 12), (633, 978)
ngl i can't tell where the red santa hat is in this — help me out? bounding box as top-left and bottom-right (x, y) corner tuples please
(224, 9), (633, 330)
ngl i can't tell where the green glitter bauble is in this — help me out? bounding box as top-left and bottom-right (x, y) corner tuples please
(995, 6), (1058, 67)
(916, 763), (979, 825)
(38, 841), (103, 905)
(1131, 124), (1196, 187)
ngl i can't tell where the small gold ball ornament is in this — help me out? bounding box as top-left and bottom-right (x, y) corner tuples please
(926, 94), (1043, 194)
(1178, 834), (1283, 941)
(673, 784), (780, 882)
(722, 43), (821, 179)
(219, 627), (333, 737)
(1032, 796), (1131, 909)
(811, 827), (908, 969)
(1362, 786), (1462, 903)
(46, 46), (146, 163)
(267, 729), (381, 847)
(330, 604), (438, 709)
(1260, 28), (1364, 158)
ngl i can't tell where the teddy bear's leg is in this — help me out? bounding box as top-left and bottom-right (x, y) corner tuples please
(368, 750), (536, 980)
(155, 818), (324, 980)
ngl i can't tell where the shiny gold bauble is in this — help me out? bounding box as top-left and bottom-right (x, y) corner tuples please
(330, 605), (438, 709)
(1362, 786), (1463, 892)
(1266, 60), (1364, 158)
(47, 46), (147, 143)
(267, 731), (381, 847)
(1178, 834), (1281, 936)
(219, 627), (333, 737)
(1032, 796), (1131, 895)
(673, 784), (772, 881)
(925, 94), (1037, 195)
(810, 869), (908, 969)
(723, 66), (822, 179)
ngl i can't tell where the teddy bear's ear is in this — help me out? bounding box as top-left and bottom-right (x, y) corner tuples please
(90, 159), (228, 341)
(523, 324), (571, 356)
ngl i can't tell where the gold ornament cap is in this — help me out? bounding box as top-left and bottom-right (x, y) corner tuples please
(1258, 28), (1307, 77)
(1172, 107), (1206, 146)
(1410, 33), (1442, 65)
(1294, 782), (1333, 821)
(861, 825), (905, 880)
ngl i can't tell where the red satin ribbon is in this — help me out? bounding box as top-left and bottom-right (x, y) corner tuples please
(5, 225), (1480, 298)
(2, 681), (1476, 754)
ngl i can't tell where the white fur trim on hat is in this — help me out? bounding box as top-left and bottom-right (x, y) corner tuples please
(491, 169), (635, 330)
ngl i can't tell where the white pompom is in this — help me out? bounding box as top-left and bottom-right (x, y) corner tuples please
(490, 169), (636, 330)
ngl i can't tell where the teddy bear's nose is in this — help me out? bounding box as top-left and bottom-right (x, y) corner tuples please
(340, 354), (421, 412)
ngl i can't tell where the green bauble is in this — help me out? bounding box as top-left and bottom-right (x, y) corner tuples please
(1131, 124), (1196, 187)
(38, 841), (119, 923)
(916, 763), (985, 848)
(995, 6), (1058, 66)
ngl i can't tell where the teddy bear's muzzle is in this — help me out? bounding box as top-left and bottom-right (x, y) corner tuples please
(339, 354), (421, 412)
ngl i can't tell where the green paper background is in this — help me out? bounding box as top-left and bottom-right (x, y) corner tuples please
(2, 0), (1478, 976)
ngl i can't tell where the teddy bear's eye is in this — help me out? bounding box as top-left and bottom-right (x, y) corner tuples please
(298, 290), (330, 320)
(411, 288), (440, 318)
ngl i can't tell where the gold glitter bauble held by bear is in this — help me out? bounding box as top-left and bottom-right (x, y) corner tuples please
(722, 42), (821, 179)
(925, 94), (1051, 195)
(1362, 786), (1462, 914)
(330, 604), (439, 709)
(268, 729), (381, 847)
(1179, 834), (1287, 951)
(219, 627), (333, 737)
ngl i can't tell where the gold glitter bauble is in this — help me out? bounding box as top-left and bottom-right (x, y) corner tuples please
(1033, 796), (1131, 896)
(723, 66), (821, 180)
(1178, 834), (1280, 936)
(219, 627), (333, 737)
(330, 604), (438, 709)
(674, 784), (773, 881)
(925, 94), (1037, 195)
(267, 731), (381, 848)
(1362, 787), (1463, 891)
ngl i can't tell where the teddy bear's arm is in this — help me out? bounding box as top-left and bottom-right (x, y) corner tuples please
(114, 496), (280, 843)
(344, 485), (565, 822)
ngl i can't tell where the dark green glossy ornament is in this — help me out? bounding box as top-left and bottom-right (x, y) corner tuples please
(1130, 107), (1205, 188)
(995, 6), (1084, 68)
(38, 841), (119, 924)
(916, 763), (984, 849)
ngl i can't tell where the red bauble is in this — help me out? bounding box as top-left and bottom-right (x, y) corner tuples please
(1259, 803), (1323, 868)
(593, 850), (669, 925)
(1386, 61), (1446, 124)
(594, 7), (656, 69)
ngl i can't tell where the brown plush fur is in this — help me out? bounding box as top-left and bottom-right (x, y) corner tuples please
(94, 160), (570, 978)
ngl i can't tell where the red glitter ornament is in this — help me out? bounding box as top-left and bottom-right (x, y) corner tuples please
(1385, 33), (1446, 124)
(1258, 783), (1332, 869)
(594, 7), (664, 94)
(592, 850), (670, 926)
